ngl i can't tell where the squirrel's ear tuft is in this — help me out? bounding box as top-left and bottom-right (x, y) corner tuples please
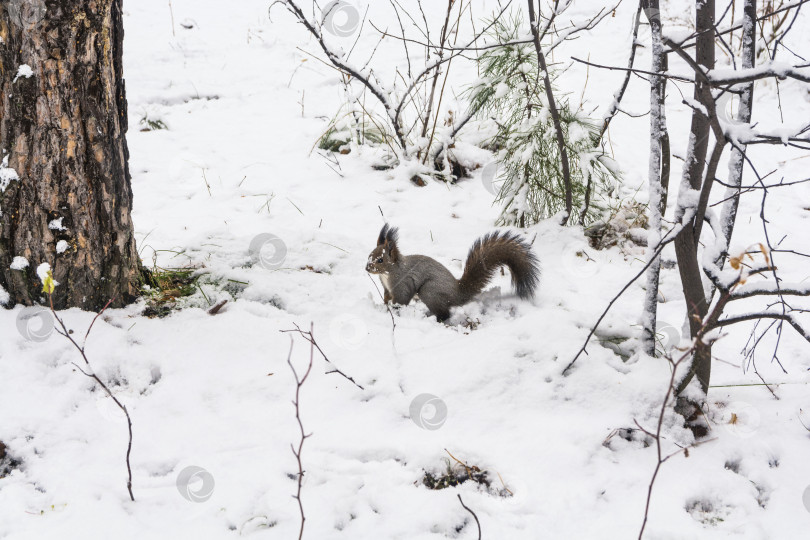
(378, 224), (399, 246)
(377, 224), (389, 246)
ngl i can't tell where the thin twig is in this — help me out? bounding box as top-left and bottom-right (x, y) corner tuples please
(367, 273), (397, 333)
(207, 299), (228, 315)
(457, 494), (482, 540)
(287, 331), (313, 540)
(49, 295), (135, 502)
(564, 228), (682, 375)
(527, 0), (573, 223)
(281, 324), (365, 390)
(637, 284), (733, 537)
(636, 349), (690, 539)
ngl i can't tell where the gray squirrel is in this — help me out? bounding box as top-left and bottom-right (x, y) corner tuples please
(365, 224), (540, 322)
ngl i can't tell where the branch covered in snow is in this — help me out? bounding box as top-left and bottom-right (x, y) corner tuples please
(729, 281), (810, 300)
(709, 311), (810, 342)
(706, 62), (810, 84)
(573, 54), (810, 89)
(666, 0), (810, 53)
(700, 246), (810, 365)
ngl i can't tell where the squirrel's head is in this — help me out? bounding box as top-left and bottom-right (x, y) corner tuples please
(366, 224), (400, 274)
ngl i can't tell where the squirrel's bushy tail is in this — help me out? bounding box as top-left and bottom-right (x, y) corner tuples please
(458, 231), (540, 303)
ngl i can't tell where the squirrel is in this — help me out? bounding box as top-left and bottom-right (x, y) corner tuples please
(365, 224), (540, 322)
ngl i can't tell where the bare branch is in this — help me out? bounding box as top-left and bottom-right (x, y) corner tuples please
(564, 224), (685, 375)
(598, 2), (644, 141)
(280, 0), (408, 149)
(457, 494), (482, 540)
(667, 0), (810, 53)
(48, 295), (134, 501)
(286, 330), (314, 540)
(571, 56), (696, 83)
(281, 323), (365, 390)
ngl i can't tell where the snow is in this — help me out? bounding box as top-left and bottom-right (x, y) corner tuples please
(56, 241), (69, 255)
(9, 257), (29, 271)
(732, 280), (810, 299)
(35, 263), (52, 283)
(1, 1), (809, 539)
(13, 64), (33, 83)
(47, 218), (66, 231)
(682, 96), (708, 116)
(0, 155), (18, 192)
(0, 156), (19, 215)
(708, 61), (810, 83)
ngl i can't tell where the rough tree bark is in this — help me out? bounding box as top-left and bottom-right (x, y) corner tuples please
(0, 0), (140, 310)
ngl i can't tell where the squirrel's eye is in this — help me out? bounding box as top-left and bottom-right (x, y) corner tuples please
(376, 257), (383, 263)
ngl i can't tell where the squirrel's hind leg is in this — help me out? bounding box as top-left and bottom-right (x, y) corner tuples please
(432, 309), (451, 323)
(420, 291), (453, 323)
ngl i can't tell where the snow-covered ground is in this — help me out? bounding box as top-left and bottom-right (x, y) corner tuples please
(2, 1), (810, 538)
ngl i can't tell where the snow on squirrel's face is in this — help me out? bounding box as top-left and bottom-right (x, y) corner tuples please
(367, 223), (400, 275)
(365, 246), (390, 274)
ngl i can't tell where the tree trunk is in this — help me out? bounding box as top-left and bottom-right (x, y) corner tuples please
(658, 52), (670, 215)
(674, 0), (715, 394)
(641, 0), (666, 357)
(0, 0), (140, 311)
(718, 0), (756, 251)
